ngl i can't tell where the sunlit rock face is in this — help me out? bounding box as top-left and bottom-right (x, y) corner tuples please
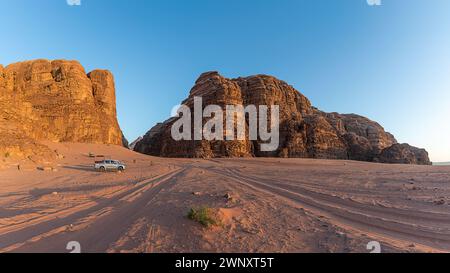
(135, 71), (430, 165)
(0, 59), (125, 161)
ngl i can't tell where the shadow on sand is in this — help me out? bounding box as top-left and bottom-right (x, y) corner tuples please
(28, 180), (138, 199)
(63, 165), (100, 173)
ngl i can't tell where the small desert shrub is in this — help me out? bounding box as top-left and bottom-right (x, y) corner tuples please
(187, 207), (220, 227)
(4, 152), (10, 158)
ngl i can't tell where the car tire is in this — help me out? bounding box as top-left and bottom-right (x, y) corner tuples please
(118, 166), (124, 172)
(100, 166), (106, 172)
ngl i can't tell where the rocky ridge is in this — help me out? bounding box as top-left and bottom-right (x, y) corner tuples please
(134, 71), (431, 165)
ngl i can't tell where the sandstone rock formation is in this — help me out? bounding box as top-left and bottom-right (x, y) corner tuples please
(376, 144), (431, 165)
(134, 71), (431, 165)
(0, 59), (125, 161)
(128, 136), (143, 151)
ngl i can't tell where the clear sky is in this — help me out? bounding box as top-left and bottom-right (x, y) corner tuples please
(1, 0), (449, 161)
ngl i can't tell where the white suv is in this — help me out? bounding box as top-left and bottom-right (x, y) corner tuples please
(94, 160), (126, 172)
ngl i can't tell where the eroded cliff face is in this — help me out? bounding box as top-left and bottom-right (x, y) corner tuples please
(0, 59), (125, 161)
(134, 71), (430, 165)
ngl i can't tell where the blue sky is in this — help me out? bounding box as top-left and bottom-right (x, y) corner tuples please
(1, 0), (449, 161)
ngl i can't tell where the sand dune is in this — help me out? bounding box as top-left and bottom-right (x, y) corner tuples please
(0, 143), (449, 253)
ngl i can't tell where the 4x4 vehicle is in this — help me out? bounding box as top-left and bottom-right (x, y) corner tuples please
(94, 160), (126, 172)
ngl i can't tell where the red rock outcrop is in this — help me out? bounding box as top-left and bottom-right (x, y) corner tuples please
(376, 144), (431, 165)
(0, 59), (125, 161)
(134, 71), (430, 165)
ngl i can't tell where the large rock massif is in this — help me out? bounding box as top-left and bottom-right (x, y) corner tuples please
(135, 72), (431, 165)
(0, 59), (125, 162)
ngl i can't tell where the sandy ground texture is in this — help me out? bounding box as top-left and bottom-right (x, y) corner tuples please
(0, 143), (449, 253)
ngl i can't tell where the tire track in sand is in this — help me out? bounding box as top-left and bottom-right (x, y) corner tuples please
(211, 167), (450, 252)
(0, 168), (185, 252)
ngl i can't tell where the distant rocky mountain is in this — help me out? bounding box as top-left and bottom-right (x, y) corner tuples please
(128, 136), (143, 150)
(0, 59), (126, 161)
(433, 162), (450, 166)
(134, 71), (431, 165)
